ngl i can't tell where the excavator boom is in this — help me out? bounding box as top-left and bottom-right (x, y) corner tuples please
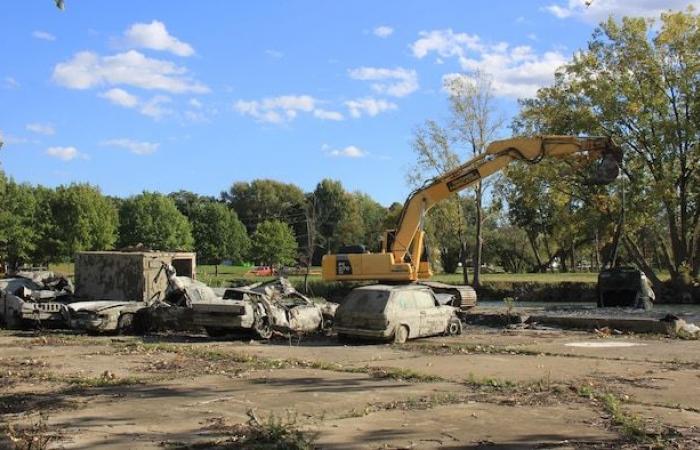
(322, 135), (621, 283)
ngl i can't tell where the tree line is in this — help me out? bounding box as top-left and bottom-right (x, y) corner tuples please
(0, 175), (398, 270)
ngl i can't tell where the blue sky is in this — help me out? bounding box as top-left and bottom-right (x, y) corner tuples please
(1, 0), (695, 206)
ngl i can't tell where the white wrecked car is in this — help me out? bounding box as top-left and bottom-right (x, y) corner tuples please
(193, 278), (337, 339)
(0, 274), (73, 329)
(333, 284), (462, 343)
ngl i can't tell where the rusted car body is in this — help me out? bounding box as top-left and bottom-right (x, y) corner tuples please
(192, 278), (337, 339)
(68, 251), (197, 333)
(0, 274), (72, 328)
(333, 284), (462, 343)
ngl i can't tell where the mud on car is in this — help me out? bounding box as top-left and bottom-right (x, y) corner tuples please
(333, 284), (462, 343)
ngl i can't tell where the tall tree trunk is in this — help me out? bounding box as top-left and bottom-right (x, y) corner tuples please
(623, 235), (664, 292)
(460, 242), (470, 285)
(570, 241), (576, 273)
(472, 182), (483, 289)
(526, 232), (544, 272)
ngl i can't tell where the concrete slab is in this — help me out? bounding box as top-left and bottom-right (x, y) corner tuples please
(314, 402), (618, 449)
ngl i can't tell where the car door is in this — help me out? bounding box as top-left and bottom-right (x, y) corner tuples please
(415, 290), (444, 337)
(393, 291), (421, 338)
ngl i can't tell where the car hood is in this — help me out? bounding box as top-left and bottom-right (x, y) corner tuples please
(69, 301), (144, 313)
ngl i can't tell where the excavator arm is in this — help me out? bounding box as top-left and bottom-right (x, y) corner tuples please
(322, 135), (621, 282)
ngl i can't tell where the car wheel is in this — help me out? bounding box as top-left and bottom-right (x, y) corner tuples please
(393, 325), (409, 344)
(117, 313), (135, 335)
(5, 309), (21, 330)
(446, 318), (462, 336)
(204, 326), (229, 338)
(254, 317), (273, 340)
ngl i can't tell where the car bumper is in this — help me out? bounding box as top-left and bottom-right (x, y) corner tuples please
(334, 326), (392, 338)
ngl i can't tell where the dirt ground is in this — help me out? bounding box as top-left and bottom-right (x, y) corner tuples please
(0, 326), (698, 449)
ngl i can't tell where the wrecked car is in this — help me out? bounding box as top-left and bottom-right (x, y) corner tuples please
(597, 266), (655, 310)
(333, 284), (462, 343)
(68, 250), (197, 334)
(138, 262), (218, 331)
(192, 278), (337, 339)
(0, 273), (73, 329)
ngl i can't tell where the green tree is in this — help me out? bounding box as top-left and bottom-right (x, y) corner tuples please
(313, 179), (349, 253)
(445, 70), (504, 288)
(119, 192), (194, 251)
(190, 201), (249, 265)
(49, 184), (118, 259)
(410, 120), (471, 281)
(221, 179), (306, 237)
(0, 180), (39, 269)
(514, 9), (700, 288)
(168, 190), (216, 218)
(250, 219), (298, 267)
(351, 192), (387, 251)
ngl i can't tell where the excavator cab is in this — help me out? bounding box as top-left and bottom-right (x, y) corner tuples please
(322, 229), (431, 282)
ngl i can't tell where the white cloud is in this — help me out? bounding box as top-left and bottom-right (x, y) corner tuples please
(234, 95), (344, 124)
(373, 26), (394, 38)
(139, 95), (172, 119)
(348, 66), (419, 97)
(123, 20), (194, 56)
(546, 4), (573, 18)
(32, 30), (56, 41)
(98, 88), (171, 119)
(53, 50), (209, 94)
(543, 0), (700, 23)
(26, 123), (55, 135)
(0, 130), (34, 145)
(101, 138), (159, 155)
(3, 77), (19, 89)
(46, 146), (84, 161)
(328, 145), (367, 158)
(345, 97), (397, 118)
(412, 29), (567, 98)
(313, 109), (344, 121)
(100, 88), (139, 107)
(189, 98), (202, 108)
(411, 29), (484, 59)
(265, 49), (284, 58)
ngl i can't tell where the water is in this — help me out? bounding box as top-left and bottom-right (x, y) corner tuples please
(476, 300), (700, 323)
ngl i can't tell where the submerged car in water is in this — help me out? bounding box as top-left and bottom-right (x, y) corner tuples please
(333, 284), (462, 343)
(597, 266), (655, 310)
(192, 278), (337, 339)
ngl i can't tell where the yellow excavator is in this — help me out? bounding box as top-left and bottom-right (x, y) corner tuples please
(322, 135), (621, 306)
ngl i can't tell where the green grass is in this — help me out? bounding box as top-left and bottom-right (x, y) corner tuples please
(50, 262), (610, 285)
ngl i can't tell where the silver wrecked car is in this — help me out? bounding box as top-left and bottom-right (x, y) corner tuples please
(333, 284), (462, 343)
(193, 278), (337, 339)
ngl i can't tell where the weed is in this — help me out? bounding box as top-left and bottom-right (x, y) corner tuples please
(2, 414), (56, 450)
(365, 367), (443, 382)
(503, 296), (516, 322)
(59, 371), (144, 388)
(600, 393), (650, 442)
(170, 409), (317, 450)
(465, 373), (517, 390)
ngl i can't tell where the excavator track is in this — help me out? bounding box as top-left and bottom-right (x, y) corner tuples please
(416, 281), (477, 311)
